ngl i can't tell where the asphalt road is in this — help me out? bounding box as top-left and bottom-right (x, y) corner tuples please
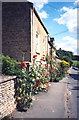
(66, 67), (79, 118)
(10, 67), (79, 119)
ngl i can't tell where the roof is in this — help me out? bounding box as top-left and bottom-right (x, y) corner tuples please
(26, 1), (49, 34)
(33, 7), (49, 34)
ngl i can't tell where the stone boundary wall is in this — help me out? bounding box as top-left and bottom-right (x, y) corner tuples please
(0, 76), (16, 119)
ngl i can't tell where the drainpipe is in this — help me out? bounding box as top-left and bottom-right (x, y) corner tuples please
(30, 7), (34, 64)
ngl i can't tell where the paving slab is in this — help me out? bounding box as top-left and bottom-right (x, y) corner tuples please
(10, 77), (67, 118)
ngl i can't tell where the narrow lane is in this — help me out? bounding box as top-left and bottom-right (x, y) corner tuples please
(65, 67), (79, 118)
(10, 67), (79, 118)
(11, 77), (67, 118)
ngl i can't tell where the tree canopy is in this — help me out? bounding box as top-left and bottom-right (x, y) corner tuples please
(56, 48), (73, 60)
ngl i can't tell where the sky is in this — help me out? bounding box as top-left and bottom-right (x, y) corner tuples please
(1, 0), (78, 55)
(28, 0), (78, 55)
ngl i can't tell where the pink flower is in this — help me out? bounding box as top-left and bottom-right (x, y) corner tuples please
(45, 64), (48, 67)
(47, 58), (50, 61)
(44, 72), (49, 75)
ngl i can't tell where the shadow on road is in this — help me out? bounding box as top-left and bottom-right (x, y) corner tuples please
(71, 86), (79, 90)
(77, 96), (79, 98)
(69, 73), (79, 80)
(69, 72), (79, 91)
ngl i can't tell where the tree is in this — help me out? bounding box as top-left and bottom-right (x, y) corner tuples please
(56, 48), (73, 60)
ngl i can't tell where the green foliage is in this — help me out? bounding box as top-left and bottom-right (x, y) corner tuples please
(15, 63), (50, 110)
(72, 61), (77, 66)
(73, 55), (79, 61)
(56, 48), (73, 60)
(2, 55), (21, 75)
(1, 54), (70, 110)
(62, 56), (73, 66)
(53, 61), (69, 82)
(46, 55), (69, 82)
(73, 60), (79, 68)
(16, 70), (33, 109)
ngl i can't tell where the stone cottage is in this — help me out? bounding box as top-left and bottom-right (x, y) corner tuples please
(2, 2), (50, 62)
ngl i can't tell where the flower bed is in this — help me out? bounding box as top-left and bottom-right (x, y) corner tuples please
(1, 54), (70, 110)
(15, 56), (50, 110)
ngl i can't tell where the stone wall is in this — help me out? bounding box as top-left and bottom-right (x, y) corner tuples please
(2, 2), (33, 62)
(0, 76), (16, 119)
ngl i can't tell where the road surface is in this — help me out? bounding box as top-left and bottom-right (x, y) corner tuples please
(65, 67), (78, 118)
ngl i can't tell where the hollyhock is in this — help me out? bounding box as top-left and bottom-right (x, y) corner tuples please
(35, 82), (41, 87)
(44, 72), (49, 75)
(51, 70), (55, 72)
(45, 64), (48, 67)
(40, 79), (43, 81)
(47, 58), (50, 61)
(33, 55), (37, 58)
(20, 62), (27, 67)
(40, 63), (42, 65)
(37, 82), (41, 85)
(41, 57), (44, 60)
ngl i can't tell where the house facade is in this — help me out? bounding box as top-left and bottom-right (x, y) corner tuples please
(2, 2), (49, 62)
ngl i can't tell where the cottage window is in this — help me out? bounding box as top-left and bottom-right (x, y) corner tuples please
(36, 32), (40, 53)
(43, 38), (46, 55)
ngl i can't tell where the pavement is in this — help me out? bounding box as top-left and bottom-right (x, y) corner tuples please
(10, 67), (78, 119)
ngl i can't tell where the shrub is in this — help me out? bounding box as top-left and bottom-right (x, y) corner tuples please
(2, 55), (21, 75)
(60, 60), (70, 75)
(61, 60), (70, 67)
(73, 60), (79, 68)
(15, 70), (33, 109)
(62, 56), (73, 66)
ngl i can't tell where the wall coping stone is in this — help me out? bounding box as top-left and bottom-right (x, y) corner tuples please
(0, 76), (16, 84)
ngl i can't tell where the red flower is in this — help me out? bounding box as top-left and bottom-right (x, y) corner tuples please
(35, 82), (41, 87)
(41, 57), (44, 60)
(40, 63), (42, 65)
(44, 72), (49, 75)
(33, 55), (37, 58)
(51, 70), (54, 72)
(20, 62), (26, 67)
(37, 82), (41, 85)
(40, 79), (43, 81)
